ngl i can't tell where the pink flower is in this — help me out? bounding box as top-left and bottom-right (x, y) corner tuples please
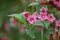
(56, 6), (60, 10)
(53, 1), (58, 5)
(40, 7), (48, 12)
(10, 17), (17, 26)
(32, 12), (38, 19)
(38, 12), (48, 21)
(56, 19), (60, 27)
(47, 14), (56, 23)
(55, 1), (60, 10)
(27, 15), (37, 24)
(22, 12), (29, 18)
(56, 1), (60, 10)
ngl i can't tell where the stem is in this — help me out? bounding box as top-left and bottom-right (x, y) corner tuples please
(41, 28), (43, 40)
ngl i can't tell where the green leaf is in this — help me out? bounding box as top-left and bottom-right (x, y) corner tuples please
(28, 2), (39, 7)
(8, 14), (22, 21)
(19, 14), (26, 23)
(33, 20), (45, 26)
(43, 21), (50, 29)
(8, 13), (27, 25)
(25, 28), (35, 38)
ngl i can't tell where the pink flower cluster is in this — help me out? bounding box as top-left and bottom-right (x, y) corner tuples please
(38, 7), (56, 22)
(23, 12), (38, 24)
(9, 7), (60, 29)
(23, 7), (56, 24)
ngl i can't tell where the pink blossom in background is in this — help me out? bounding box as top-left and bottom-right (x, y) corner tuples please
(54, 28), (58, 39)
(50, 0), (59, 4)
(50, 0), (60, 10)
(56, 1), (60, 10)
(49, 0), (54, 5)
(53, 0), (58, 5)
(1, 36), (8, 40)
(54, 28), (58, 36)
(40, 7), (48, 12)
(27, 15), (37, 24)
(19, 25), (25, 32)
(56, 6), (60, 10)
(10, 17), (17, 26)
(49, 34), (53, 40)
(4, 22), (11, 31)
(55, 0), (60, 5)
(32, 12), (38, 19)
(38, 12), (48, 21)
(22, 12), (29, 18)
(53, 0), (60, 6)
(56, 19), (60, 27)
(47, 14), (56, 23)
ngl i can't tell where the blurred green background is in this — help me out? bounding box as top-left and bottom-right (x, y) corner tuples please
(0, 0), (29, 30)
(0, 0), (42, 40)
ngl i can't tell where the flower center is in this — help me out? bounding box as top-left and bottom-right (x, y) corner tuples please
(30, 18), (34, 22)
